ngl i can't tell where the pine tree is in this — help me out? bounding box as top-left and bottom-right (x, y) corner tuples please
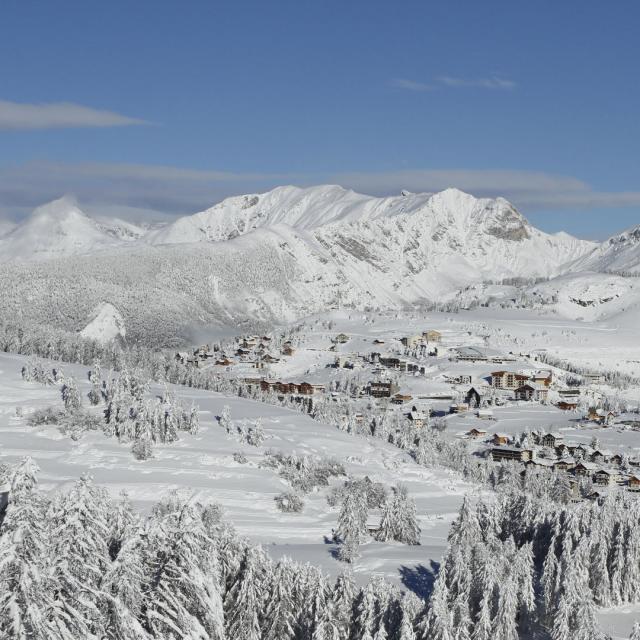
(0, 466), (60, 639)
(224, 546), (265, 640)
(143, 499), (225, 639)
(61, 376), (82, 412)
(332, 571), (356, 637)
(49, 475), (112, 638)
(394, 485), (421, 545)
(262, 558), (296, 640)
(219, 405), (232, 434)
(630, 622), (640, 640)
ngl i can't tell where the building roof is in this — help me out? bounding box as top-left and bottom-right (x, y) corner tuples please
(575, 461), (598, 470)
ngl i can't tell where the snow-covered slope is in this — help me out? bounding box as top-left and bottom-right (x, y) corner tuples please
(0, 196), (142, 262)
(566, 225), (640, 274)
(0, 186), (602, 342)
(80, 302), (126, 344)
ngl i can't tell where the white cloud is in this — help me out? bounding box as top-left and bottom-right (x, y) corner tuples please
(0, 161), (639, 227)
(0, 99), (148, 130)
(437, 75), (516, 89)
(391, 78), (434, 92)
(393, 75), (516, 92)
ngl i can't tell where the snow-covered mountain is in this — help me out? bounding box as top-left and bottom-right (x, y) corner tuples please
(565, 224), (640, 274)
(0, 196), (145, 262)
(0, 185), (609, 343)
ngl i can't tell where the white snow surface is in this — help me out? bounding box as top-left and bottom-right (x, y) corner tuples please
(567, 224), (640, 274)
(79, 302), (126, 343)
(0, 185), (607, 341)
(0, 196), (146, 262)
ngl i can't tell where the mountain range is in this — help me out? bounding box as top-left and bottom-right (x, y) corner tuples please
(0, 185), (638, 344)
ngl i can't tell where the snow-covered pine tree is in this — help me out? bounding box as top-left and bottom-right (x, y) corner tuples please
(261, 557), (296, 640)
(0, 460), (60, 639)
(393, 485), (421, 545)
(224, 546), (266, 640)
(143, 498), (225, 639)
(61, 376), (82, 412)
(332, 571), (357, 637)
(48, 475), (112, 638)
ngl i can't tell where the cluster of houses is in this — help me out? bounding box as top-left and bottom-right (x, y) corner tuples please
(489, 369), (552, 402)
(243, 378), (325, 396)
(175, 345), (216, 367)
(178, 335), (298, 370)
(400, 329), (442, 348)
(485, 431), (640, 492)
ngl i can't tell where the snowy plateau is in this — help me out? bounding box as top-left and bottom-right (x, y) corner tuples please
(3, 184), (640, 639)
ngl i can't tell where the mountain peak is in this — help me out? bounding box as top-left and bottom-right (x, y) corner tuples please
(30, 194), (84, 221)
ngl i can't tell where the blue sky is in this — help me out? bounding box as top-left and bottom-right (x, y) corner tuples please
(1, 0), (639, 238)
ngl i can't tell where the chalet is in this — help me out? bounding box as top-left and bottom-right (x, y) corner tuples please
(573, 461), (598, 476)
(587, 489), (609, 503)
(423, 330), (442, 343)
(610, 453), (624, 465)
(491, 447), (534, 463)
(407, 410), (427, 427)
(572, 444), (594, 459)
(194, 346), (215, 360)
(261, 354), (280, 364)
(392, 393), (413, 405)
(628, 475), (640, 491)
(449, 403), (469, 414)
(558, 388), (581, 399)
(556, 400), (578, 411)
(492, 433), (511, 446)
(355, 413), (365, 425)
(531, 370), (553, 387)
(368, 381), (399, 398)
(584, 372), (606, 384)
(333, 355), (349, 368)
(455, 347), (488, 362)
(514, 383), (549, 402)
(334, 333), (350, 344)
(554, 458), (576, 472)
(467, 428), (488, 439)
(215, 357), (234, 366)
(491, 371), (530, 389)
(590, 449), (613, 464)
(379, 356), (409, 372)
(526, 458), (555, 470)
(465, 387), (486, 408)
(282, 344), (295, 356)
(451, 374), (472, 385)
(261, 336), (272, 343)
(587, 408), (616, 426)
(298, 382), (314, 395)
(541, 432), (564, 448)
(593, 469), (622, 486)
(236, 347), (252, 357)
(586, 489), (610, 501)
(175, 351), (190, 365)
(401, 335), (423, 348)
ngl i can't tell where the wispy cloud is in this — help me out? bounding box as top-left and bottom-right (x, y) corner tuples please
(393, 75), (516, 92)
(0, 99), (148, 130)
(391, 78), (434, 92)
(0, 162), (639, 228)
(437, 75), (516, 89)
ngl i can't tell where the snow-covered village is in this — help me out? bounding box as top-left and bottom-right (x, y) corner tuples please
(2, 2), (640, 639)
